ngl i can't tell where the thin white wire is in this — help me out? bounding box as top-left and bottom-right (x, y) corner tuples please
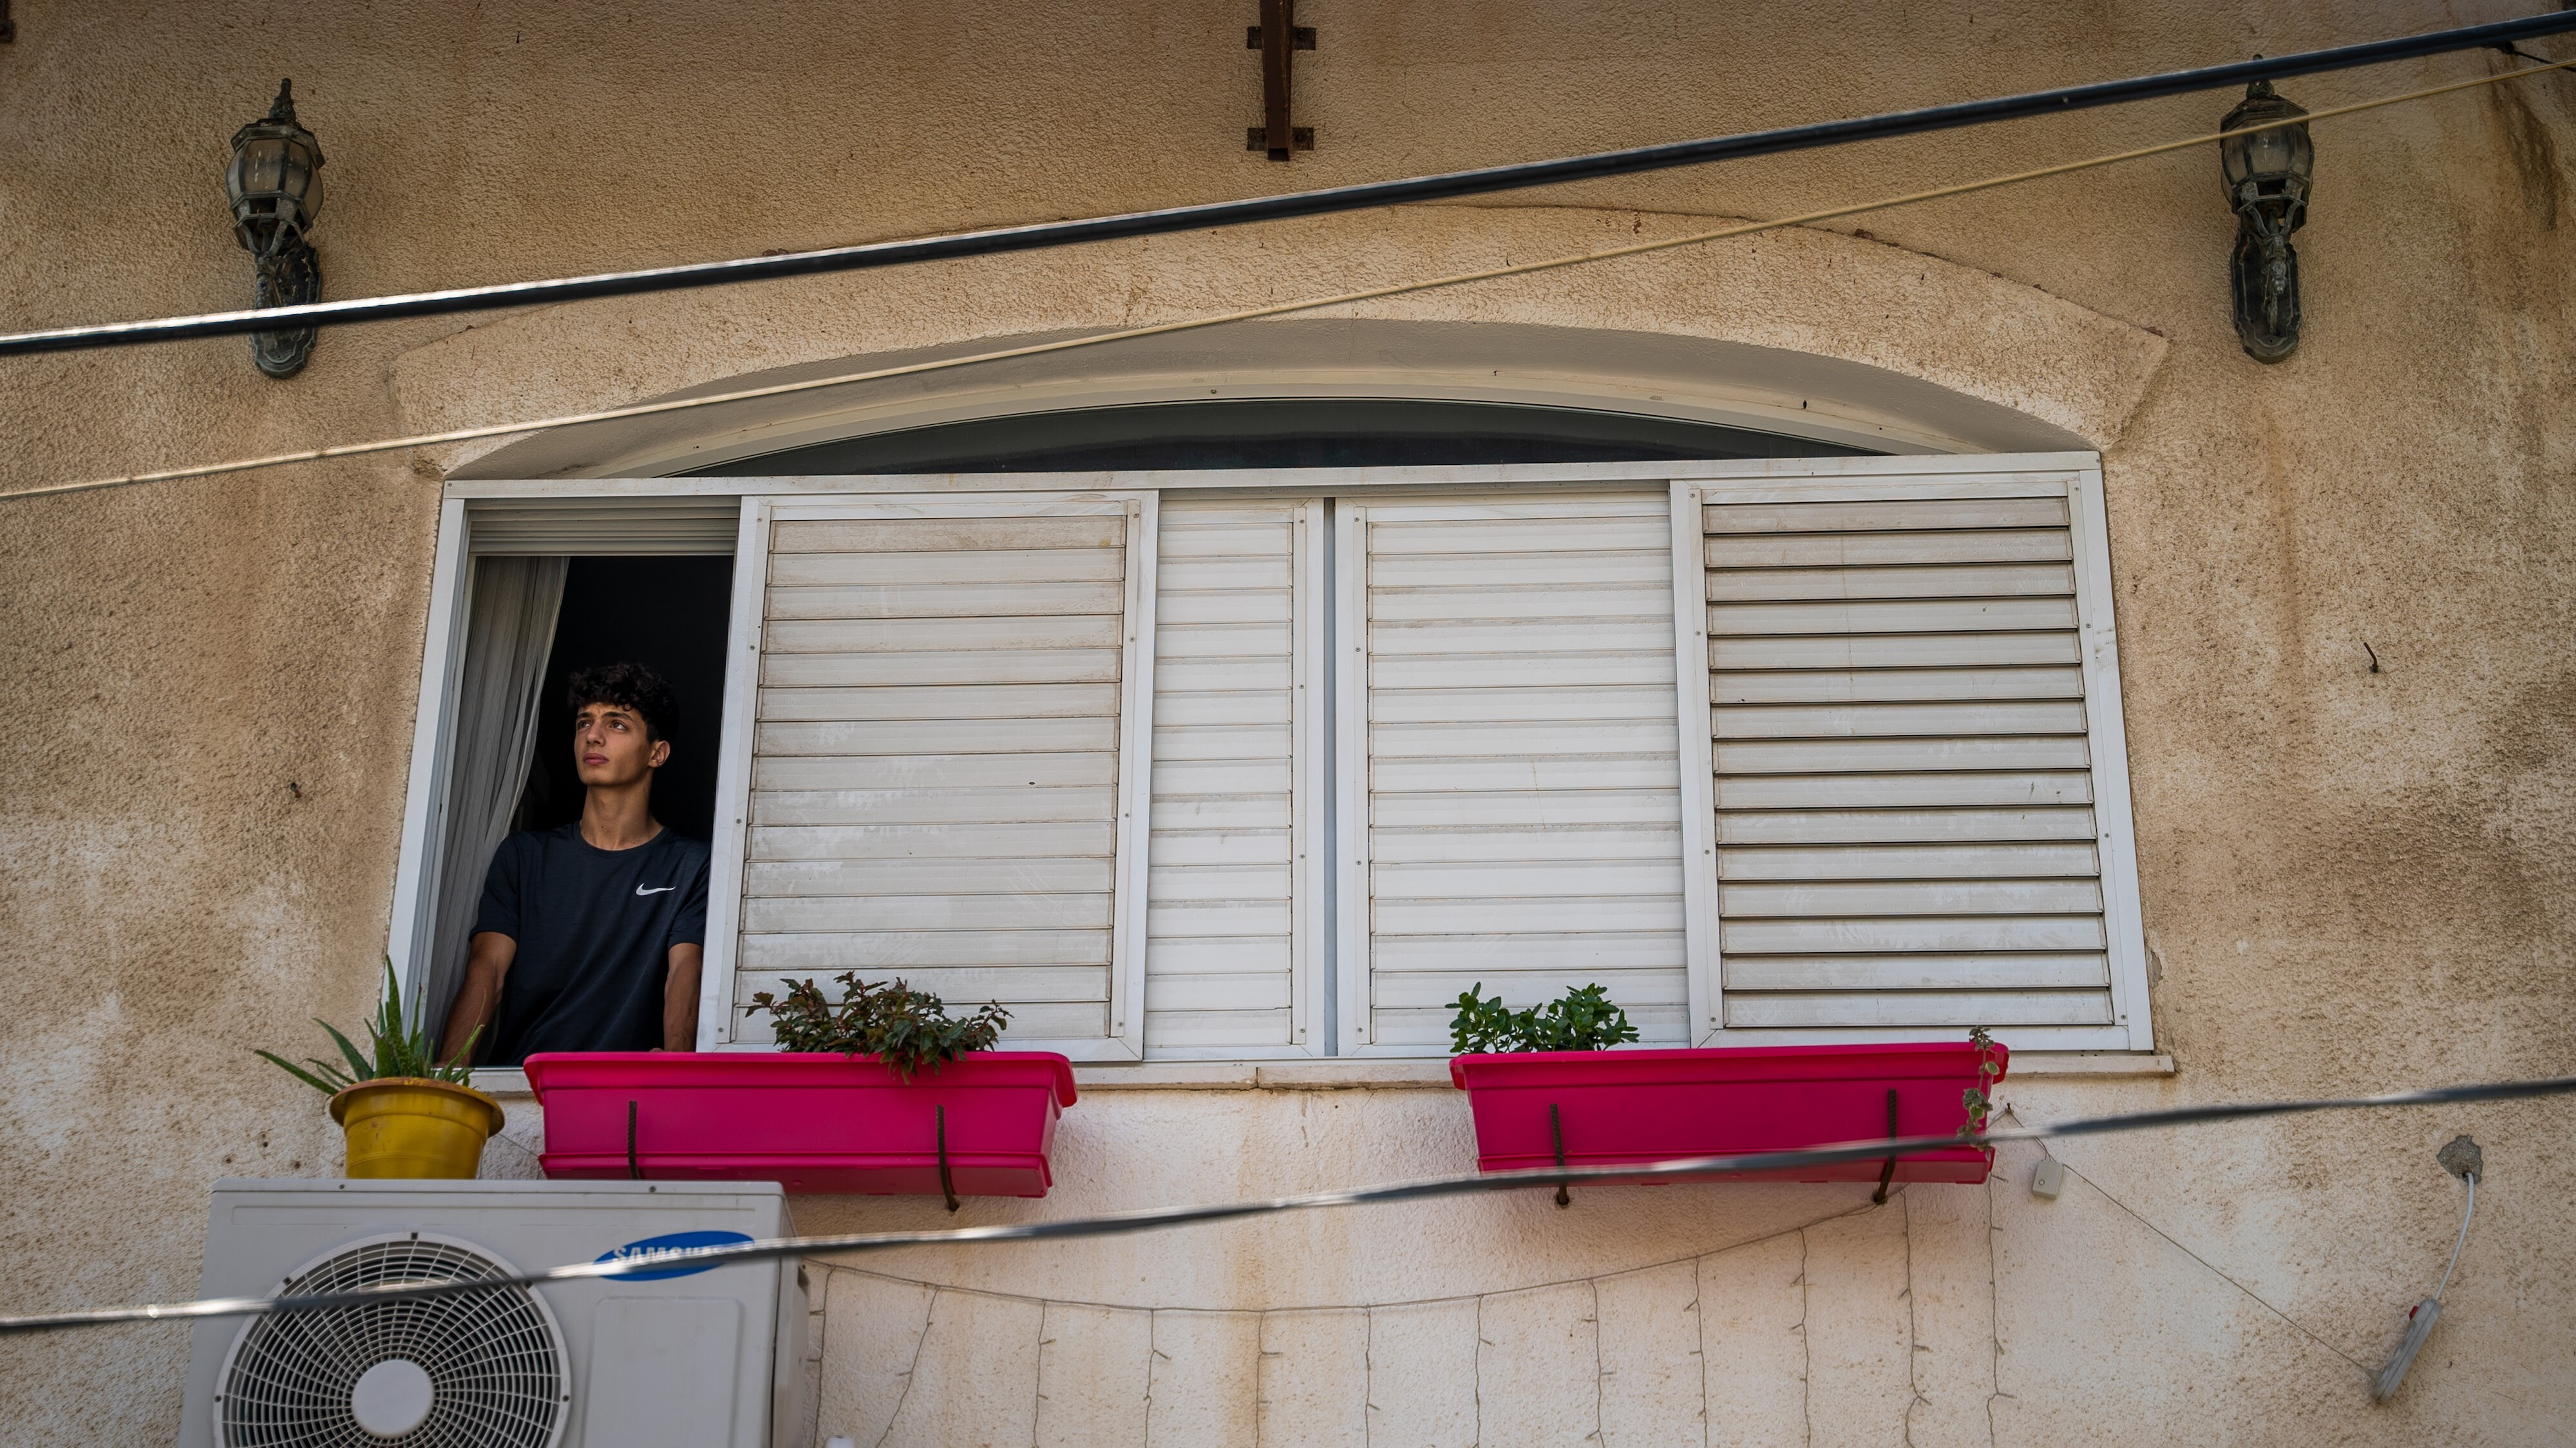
(2432, 1171), (2476, 1302)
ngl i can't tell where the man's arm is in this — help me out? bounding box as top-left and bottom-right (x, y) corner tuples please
(662, 943), (703, 1051)
(440, 932), (516, 1067)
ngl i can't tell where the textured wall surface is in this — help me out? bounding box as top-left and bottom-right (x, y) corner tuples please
(3, 1), (2573, 1443)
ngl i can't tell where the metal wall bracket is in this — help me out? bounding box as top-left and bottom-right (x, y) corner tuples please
(936, 1104), (961, 1214)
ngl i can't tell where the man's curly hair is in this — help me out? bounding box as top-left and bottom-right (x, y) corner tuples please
(567, 662), (677, 744)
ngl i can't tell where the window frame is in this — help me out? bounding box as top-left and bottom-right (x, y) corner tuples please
(404, 453), (2152, 1073)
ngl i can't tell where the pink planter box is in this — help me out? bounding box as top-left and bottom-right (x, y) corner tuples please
(1448, 1041), (2006, 1185)
(522, 1051), (1077, 1198)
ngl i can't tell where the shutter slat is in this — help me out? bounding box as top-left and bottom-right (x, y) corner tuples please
(770, 548), (1125, 587)
(1713, 633), (2082, 669)
(1714, 772), (2094, 808)
(1718, 915), (2109, 954)
(766, 581), (1124, 619)
(755, 717), (1117, 756)
(1709, 597), (2079, 635)
(1717, 843), (2100, 880)
(1717, 807), (2097, 844)
(1723, 953), (2108, 991)
(754, 752), (1115, 790)
(753, 786), (1115, 827)
(750, 822), (1115, 860)
(762, 648), (1121, 688)
(1371, 585), (1679, 622)
(772, 516), (1123, 553)
(1709, 563), (2078, 601)
(1712, 737), (2092, 773)
(1707, 529), (2073, 569)
(748, 857), (1113, 896)
(1371, 825), (1681, 863)
(740, 929), (1110, 970)
(1715, 701), (2088, 738)
(759, 683), (1117, 722)
(1719, 879), (2105, 916)
(766, 614), (1123, 653)
(1723, 990), (2114, 1028)
(1716, 666), (2084, 704)
(746, 894), (1113, 931)
(1705, 497), (2069, 533)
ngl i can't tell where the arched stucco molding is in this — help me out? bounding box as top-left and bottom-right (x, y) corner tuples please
(392, 205), (2168, 478)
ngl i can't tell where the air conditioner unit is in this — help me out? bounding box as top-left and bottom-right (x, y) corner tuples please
(178, 1179), (807, 1448)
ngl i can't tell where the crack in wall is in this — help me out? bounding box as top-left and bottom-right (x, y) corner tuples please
(1796, 1228), (1813, 1448)
(870, 1288), (939, 1448)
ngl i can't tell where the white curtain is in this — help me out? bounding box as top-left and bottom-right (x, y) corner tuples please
(422, 555), (567, 1053)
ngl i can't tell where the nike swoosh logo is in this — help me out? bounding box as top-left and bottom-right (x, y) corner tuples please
(636, 885), (677, 896)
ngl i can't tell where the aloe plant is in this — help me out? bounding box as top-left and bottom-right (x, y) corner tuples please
(258, 958), (478, 1095)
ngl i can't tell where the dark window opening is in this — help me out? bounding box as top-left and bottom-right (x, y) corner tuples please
(693, 397), (1875, 475)
(516, 555), (736, 843)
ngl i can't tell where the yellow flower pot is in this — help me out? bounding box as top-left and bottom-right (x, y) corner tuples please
(329, 1078), (506, 1180)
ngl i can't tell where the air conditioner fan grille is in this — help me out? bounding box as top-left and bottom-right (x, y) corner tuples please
(218, 1236), (565, 1448)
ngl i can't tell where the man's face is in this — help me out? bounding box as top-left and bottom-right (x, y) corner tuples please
(572, 701), (669, 788)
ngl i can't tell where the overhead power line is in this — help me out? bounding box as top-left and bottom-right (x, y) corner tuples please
(5, 55), (2570, 507)
(0, 12), (2568, 359)
(1, 1069), (2568, 1337)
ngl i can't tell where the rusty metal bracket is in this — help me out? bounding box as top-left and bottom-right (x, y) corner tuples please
(1248, 0), (1312, 160)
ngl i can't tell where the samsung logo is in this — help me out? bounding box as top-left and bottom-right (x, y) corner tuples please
(594, 1229), (753, 1281)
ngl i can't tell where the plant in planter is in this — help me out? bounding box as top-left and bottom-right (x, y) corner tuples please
(256, 959), (503, 1179)
(743, 973), (1010, 1079)
(525, 976), (1070, 1199)
(1446, 985), (2009, 1190)
(1449, 981), (1641, 1054)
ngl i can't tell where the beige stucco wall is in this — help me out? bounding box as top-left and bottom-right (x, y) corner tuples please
(3, 1), (2572, 1443)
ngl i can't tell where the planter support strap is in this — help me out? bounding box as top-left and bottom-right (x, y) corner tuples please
(1871, 1090), (1899, 1205)
(1549, 1104), (1571, 1209)
(936, 1105), (960, 1214)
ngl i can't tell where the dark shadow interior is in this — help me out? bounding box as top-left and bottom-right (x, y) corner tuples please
(693, 397), (1874, 475)
(515, 556), (736, 843)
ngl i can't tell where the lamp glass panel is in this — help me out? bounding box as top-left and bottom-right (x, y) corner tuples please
(2242, 127), (2299, 180)
(236, 137), (287, 198)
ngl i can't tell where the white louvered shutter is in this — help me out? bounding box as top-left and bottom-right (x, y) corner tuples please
(1142, 499), (1323, 1053)
(466, 496), (740, 554)
(1338, 493), (1692, 1051)
(715, 495), (1150, 1058)
(1698, 467), (2148, 1049)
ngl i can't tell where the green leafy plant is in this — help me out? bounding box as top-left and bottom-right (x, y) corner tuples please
(257, 958), (477, 1095)
(744, 972), (1010, 1081)
(1956, 1025), (2002, 1141)
(1449, 982), (1641, 1054)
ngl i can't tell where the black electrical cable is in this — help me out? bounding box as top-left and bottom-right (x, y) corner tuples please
(1, 12), (2568, 359)
(3, 1070), (2568, 1337)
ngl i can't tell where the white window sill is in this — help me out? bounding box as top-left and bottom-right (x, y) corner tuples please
(472, 1051), (2173, 1102)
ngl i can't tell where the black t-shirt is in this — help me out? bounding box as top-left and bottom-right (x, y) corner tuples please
(472, 823), (711, 1066)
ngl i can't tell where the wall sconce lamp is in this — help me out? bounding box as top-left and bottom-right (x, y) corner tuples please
(2219, 78), (2312, 362)
(225, 79), (325, 378)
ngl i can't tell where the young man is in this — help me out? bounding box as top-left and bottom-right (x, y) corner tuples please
(441, 663), (712, 1067)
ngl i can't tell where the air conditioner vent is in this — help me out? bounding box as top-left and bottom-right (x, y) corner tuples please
(215, 1234), (568, 1448)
